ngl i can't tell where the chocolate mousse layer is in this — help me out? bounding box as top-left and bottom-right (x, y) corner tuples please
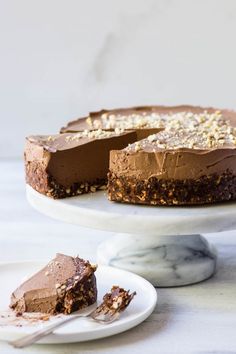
(10, 254), (97, 315)
(108, 109), (236, 205)
(25, 130), (137, 198)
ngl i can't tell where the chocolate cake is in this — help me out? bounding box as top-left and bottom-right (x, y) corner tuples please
(10, 254), (97, 315)
(108, 109), (236, 205)
(25, 105), (236, 205)
(25, 130), (136, 198)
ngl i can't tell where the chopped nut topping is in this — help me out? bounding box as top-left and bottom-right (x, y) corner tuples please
(125, 111), (236, 151)
(64, 128), (125, 143)
(134, 142), (142, 152)
(90, 186), (97, 192)
(47, 136), (56, 142)
(89, 111), (166, 130)
(86, 117), (93, 126)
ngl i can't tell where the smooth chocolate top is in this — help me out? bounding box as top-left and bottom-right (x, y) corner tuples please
(26, 130), (130, 153)
(10, 254), (96, 314)
(109, 107), (236, 180)
(25, 130), (137, 186)
(60, 105), (236, 133)
(27, 105), (236, 185)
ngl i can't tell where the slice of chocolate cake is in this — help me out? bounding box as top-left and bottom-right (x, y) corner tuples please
(25, 130), (137, 198)
(108, 110), (236, 205)
(10, 254), (97, 315)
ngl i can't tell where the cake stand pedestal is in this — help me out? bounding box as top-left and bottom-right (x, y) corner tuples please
(97, 234), (216, 286)
(26, 186), (236, 287)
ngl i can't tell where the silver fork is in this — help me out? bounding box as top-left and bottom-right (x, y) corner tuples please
(10, 304), (120, 349)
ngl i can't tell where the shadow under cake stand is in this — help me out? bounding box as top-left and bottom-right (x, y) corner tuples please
(26, 186), (236, 287)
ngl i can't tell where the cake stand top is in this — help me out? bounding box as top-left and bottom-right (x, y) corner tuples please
(26, 186), (236, 235)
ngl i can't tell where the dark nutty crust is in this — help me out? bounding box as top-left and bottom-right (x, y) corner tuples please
(93, 286), (136, 317)
(25, 161), (107, 199)
(108, 171), (236, 206)
(55, 265), (97, 315)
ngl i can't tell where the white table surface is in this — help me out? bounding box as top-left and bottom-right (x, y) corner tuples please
(1, 160), (236, 354)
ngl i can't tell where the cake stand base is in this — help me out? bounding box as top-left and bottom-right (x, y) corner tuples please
(97, 234), (217, 287)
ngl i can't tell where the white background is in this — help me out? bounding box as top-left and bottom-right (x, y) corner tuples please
(1, 0), (236, 158)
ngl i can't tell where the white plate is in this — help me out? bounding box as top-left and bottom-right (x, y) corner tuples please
(0, 261), (157, 344)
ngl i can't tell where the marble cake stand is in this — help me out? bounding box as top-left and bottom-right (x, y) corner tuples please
(26, 186), (236, 287)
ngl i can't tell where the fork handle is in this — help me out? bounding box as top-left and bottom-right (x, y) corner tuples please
(10, 315), (82, 348)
